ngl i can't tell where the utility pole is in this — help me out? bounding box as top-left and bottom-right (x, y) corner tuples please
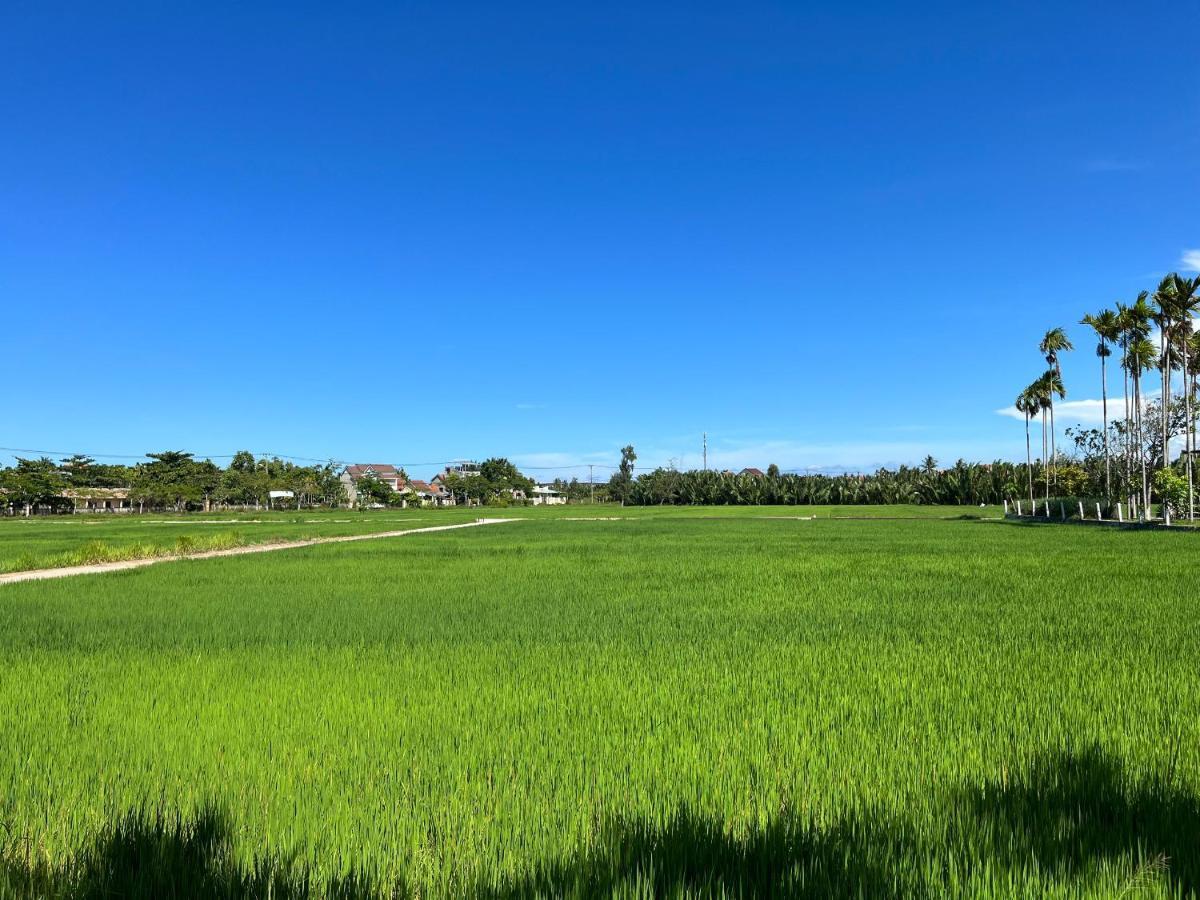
(588, 464), (594, 504)
(703, 432), (707, 471)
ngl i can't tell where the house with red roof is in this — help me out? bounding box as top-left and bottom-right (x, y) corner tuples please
(340, 464), (454, 508)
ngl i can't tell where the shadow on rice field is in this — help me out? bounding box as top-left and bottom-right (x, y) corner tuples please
(982, 517), (1200, 535)
(5, 746), (1197, 899)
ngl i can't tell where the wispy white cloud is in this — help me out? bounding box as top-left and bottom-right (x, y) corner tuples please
(995, 389), (1168, 427)
(995, 398), (1107, 425)
(1181, 249), (1200, 272)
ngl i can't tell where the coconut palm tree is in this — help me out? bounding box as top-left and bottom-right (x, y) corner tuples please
(1039, 328), (1074, 485)
(1080, 308), (1119, 497)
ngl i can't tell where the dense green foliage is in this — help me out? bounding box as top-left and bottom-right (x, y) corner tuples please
(440, 459), (535, 506)
(2, 513), (1198, 897)
(0, 451), (345, 515)
(623, 460), (1031, 506)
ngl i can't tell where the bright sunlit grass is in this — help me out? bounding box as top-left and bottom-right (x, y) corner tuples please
(1, 514), (1196, 897)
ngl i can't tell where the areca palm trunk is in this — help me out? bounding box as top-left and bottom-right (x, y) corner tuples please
(1193, 364), (1199, 516)
(1136, 371), (1149, 517)
(1122, 342), (1131, 508)
(1161, 323), (1170, 471)
(1132, 365), (1142, 515)
(1024, 411), (1033, 501)
(1036, 408), (1046, 508)
(1193, 364), (1199, 518)
(1184, 337), (1194, 520)
(1100, 347), (1110, 497)
(1048, 397), (1056, 487)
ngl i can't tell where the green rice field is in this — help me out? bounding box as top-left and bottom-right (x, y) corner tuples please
(0, 509), (477, 574)
(0, 505), (1000, 574)
(1, 510), (1198, 897)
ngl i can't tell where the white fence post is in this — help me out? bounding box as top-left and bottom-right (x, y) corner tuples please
(1117, 503), (1124, 523)
(1004, 499), (1009, 515)
(1078, 501), (1084, 519)
(1095, 502), (1101, 521)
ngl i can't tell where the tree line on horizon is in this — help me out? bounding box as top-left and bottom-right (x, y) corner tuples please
(608, 451), (1086, 508)
(0, 451), (346, 514)
(1, 438), (1159, 513)
(0, 452), (546, 514)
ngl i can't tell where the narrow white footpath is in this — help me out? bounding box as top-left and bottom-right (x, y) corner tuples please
(0, 518), (518, 586)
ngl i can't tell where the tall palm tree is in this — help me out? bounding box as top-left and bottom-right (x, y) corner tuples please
(1173, 324), (1196, 520)
(1190, 330), (1200, 520)
(1117, 294), (1152, 511)
(1144, 277), (1200, 519)
(1039, 327), (1074, 485)
(1080, 308), (1119, 497)
(1015, 387), (1037, 501)
(1159, 274), (1200, 519)
(1028, 371), (1059, 504)
(1116, 301), (1134, 504)
(1152, 276), (1179, 473)
(1127, 335), (1159, 517)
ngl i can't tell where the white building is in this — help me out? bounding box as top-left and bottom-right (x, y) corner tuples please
(531, 485), (566, 505)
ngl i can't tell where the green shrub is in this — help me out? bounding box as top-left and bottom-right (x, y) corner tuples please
(1153, 469), (1188, 518)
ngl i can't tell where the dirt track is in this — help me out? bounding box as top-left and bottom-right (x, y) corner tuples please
(0, 518), (517, 586)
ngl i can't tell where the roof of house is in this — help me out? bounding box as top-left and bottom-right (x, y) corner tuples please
(344, 464), (402, 479)
(739, 467), (766, 477)
(61, 487), (131, 499)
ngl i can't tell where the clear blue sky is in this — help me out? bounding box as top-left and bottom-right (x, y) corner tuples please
(3, 2), (1198, 479)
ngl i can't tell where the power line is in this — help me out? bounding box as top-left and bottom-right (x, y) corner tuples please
(0, 446), (237, 460)
(0, 445), (632, 471)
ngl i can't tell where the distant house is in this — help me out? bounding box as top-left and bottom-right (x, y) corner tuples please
(430, 462), (482, 500)
(407, 479), (454, 507)
(431, 462), (482, 489)
(342, 464), (406, 491)
(339, 465), (459, 508)
(340, 464), (407, 508)
(62, 487), (133, 513)
(531, 485), (566, 506)
(739, 467), (766, 477)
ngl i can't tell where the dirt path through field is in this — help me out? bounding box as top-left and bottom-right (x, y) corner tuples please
(0, 518), (518, 586)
